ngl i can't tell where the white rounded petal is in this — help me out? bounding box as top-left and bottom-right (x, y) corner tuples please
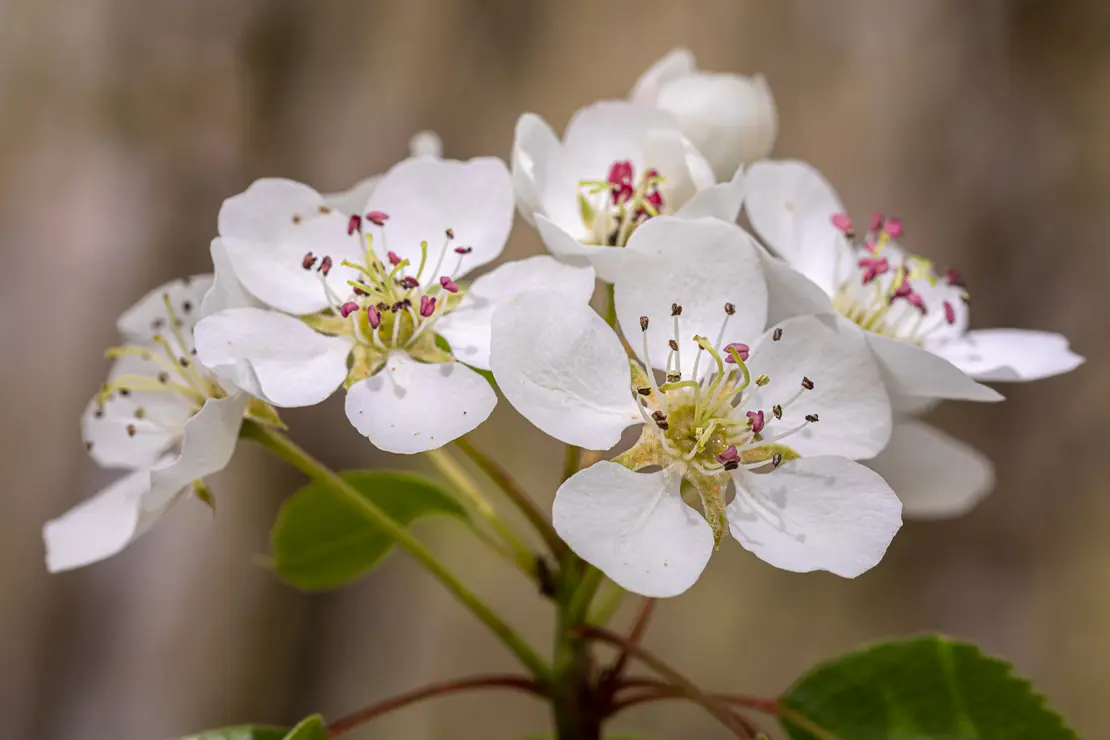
(744, 160), (848, 293)
(867, 420), (994, 519)
(657, 73), (778, 180)
(755, 245), (835, 325)
(728, 456), (902, 578)
(629, 47), (697, 104)
(221, 213), (363, 316)
(437, 255), (595, 371)
(534, 213), (626, 283)
(219, 178), (327, 241)
(553, 463), (713, 598)
(747, 315), (892, 459)
(365, 157), (514, 279)
(490, 291), (641, 450)
(323, 175), (382, 216)
(201, 238), (258, 318)
(616, 217), (768, 377)
(674, 164), (746, 223)
(44, 465), (160, 572)
(409, 130), (443, 158)
(866, 332), (1003, 403)
(116, 274), (213, 344)
(148, 393), (247, 509)
(344, 352), (496, 454)
(927, 329), (1084, 383)
(511, 113), (562, 225)
(642, 129), (716, 212)
(563, 101), (679, 175)
(194, 308), (351, 407)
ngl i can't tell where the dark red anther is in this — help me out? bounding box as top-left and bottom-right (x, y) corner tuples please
(454, 246), (473, 255)
(882, 217), (903, 239)
(944, 301), (956, 325)
(302, 252), (317, 270)
(831, 213), (854, 235)
(644, 168), (660, 180)
(607, 160), (635, 204)
(643, 189), (663, 212)
(318, 256), (333, 276)
(367, 305), (381, 329)
(366, 210), (389, 226)
(339, 301), (359, 318)
(388, 251), (402, 266)
(890, 281), (926, 314)
(347, 214), (362, 235)
(747, 409), (765, 434)
(353, 285), (368, 296)
(944, 267), (966, 289)
(439, 276), (459, 293)
(400, 275), (420, 290)
(869, 212), (884, 232)
(724, 342), (750, 363)
(858, 256), (890, 285)
(419, 295), (436, 318)
(716, 445), (739, 464)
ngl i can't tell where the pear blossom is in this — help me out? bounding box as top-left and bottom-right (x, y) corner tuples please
(512, 101), (745, 282)
(631, 48), (778, 181)
(43, 271), (265, 572)
(490, 216), (900, 597)
(744, 160), (1083, 517)
(196, 156), (596, 454)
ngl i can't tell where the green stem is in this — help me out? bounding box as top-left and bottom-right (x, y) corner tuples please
(562, 443), (581, 482)
(242, 421), (550, 681)
(455, 436), (565, 556)
(551, 556), (603, 740)
(587, 578), (625, 626)
(567, 564), (604, 622)
(424, 447), (537, 577)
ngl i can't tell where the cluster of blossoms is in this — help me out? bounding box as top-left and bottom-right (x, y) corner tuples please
(45, 50), (1082, 600)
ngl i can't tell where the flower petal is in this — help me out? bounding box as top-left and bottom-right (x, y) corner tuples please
(562, 101), (679, 179)
(615, 216), (768, 378)
(44, 465), (161, 572)
(148, 393), (247, 505)
(927, 329), (1084, 383)
(490, 290), (641, 450)
(511, 113), (562, 226)
(438, 255), (595, 371)
(728, 456), (902, 578)
(323, 175), (382, 216)
(219, 178), (327, 241)
(747, 315), (892, 459)
(534, 213), (627, 283)
(201, 238), (258, 318)
(755, 245), (835, 325)
(866, 332), (1003, 402)
(674, 164), (746, 223)
(657, 72), (778, 180)
(116, 274), (213, 345)
(629, 47), (697, 104)
(866, 420), (994, 519)
(553, 462), (713, 597)
(194, 308), (352, 407)
(744, 160), (848, 293)
(365, 157), (514, 280)
(345, 352), (496, 454)
(408, 130), (443, 158)
(642, 128), (716, 210)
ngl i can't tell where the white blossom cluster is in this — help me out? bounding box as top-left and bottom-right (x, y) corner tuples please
(45, 50), (1082, 597)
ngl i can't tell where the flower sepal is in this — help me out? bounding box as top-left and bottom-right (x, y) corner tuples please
(683, 467), (729, 549)
(245, 397), (286, 430)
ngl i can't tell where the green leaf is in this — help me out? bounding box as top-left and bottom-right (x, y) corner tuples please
(781, 634), (1080, 740)
(283, 715), (326, 740)
(271, 470), (467, 591)
(177, 726), (288, 740)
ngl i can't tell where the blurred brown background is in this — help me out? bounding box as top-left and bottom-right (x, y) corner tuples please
(1, 1), (1107, 738)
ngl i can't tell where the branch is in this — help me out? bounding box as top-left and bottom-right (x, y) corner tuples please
(608, 597), (655, 680)
(616, 677), (782, 716)
(327, 675), (547, 737)
(580, 626), (756, 739)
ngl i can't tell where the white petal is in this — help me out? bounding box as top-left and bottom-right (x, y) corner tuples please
(116, 274), (214, 345)
(866, 420), (994, 519)
(744, 160), (848, 293)
(201, 238), (258, 317)
(490, 290), (641, 450)
(221, 213), (363, 316)
(866, 332), (1003, 402)
(345, 352), (496, 454)
(437, 255), (595, 371)
(511, 113), (561, 226)
(642, 129), (716, 210)
(629, 47), (696, 104)
(534, 213), (626, 283)
(365, 157), (514, 279)
(323, 175), (382, 216)
(219, 178), (327, 241)
(615, 217), (768, 377)
(747, 315), (892, 459)
(409, 130), (443, 158)
(148, 393), (247, 506)
(194, 308), (352, 407)
(44, 465), (160, 572)
(729, 456), (902, 578)
(674, 164), (746, 223)
(562, 101), (679, 179)
(927, 329), (1084, 383)
(755, 245), (835, 325)
(553, 463), (713, 598)
(657, 73), (778, 180)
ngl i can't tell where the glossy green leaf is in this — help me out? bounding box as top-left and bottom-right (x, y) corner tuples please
(271, 470), (467, 591)
(283, 715), (326, 740)
(178, 726), (288, 740)
(781, 634), (1080, 740)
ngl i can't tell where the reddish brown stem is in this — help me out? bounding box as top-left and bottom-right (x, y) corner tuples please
(326, 674), (546, 737)
(611, 684), (768, 737)
(580, 626), (755, 739)
(608, 597), (655, 680)
(616, 677), (783, 715)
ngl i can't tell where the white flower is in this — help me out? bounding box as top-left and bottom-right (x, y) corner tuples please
(511, 101), (745, 282)
(744, 160), (1084, 517)
(196, 156), (596, 454)
(490, 216), (900, 597)
(44, 273), (256, 572)
(631, 48), (778, 182)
